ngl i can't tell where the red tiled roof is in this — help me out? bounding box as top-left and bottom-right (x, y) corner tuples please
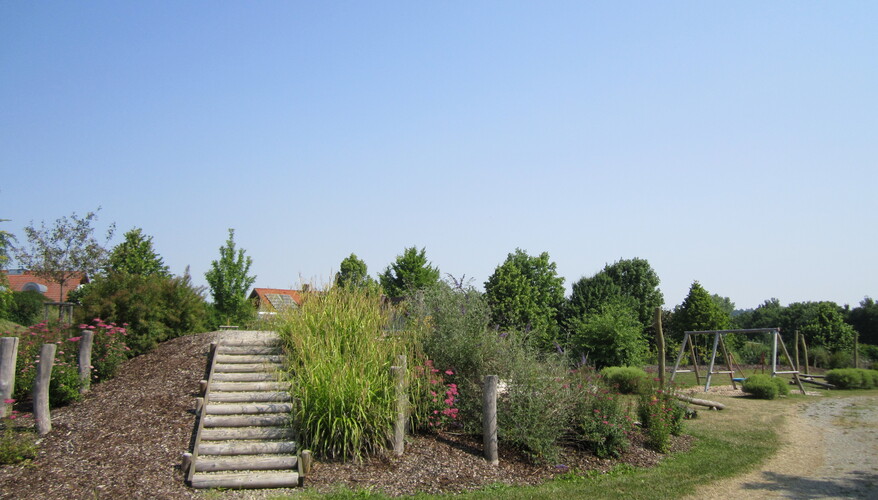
(2, 270), (88, 302)
(248, 288), (304, 311)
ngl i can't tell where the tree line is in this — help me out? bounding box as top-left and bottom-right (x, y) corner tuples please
(2, 210), (876, 367)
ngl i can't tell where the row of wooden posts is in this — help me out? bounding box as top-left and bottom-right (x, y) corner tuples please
(0, 331), (96, 435)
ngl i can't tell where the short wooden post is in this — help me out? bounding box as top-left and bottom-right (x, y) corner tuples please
(655, 307), (665, 388)
(78, 330), (94, 394)
(794, 330), (800, 372)
(1, 337), (19, 417)
(800, 335), (810, 376)
(34, 343), (57, 435)
(300, 449), (312, 475)
(853, 332), (859, 369)
(483, 375), (498, 465)
(390, 354), (407, 456)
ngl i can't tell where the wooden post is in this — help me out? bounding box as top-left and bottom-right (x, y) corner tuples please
(854, 332), (859, 369)
(483, 375), (498, 465)
(794, 330), (800, 372)
(688, 337), (702, 384)
(800, 335), (810, 376)
(78, 330), (94, 394)
(301, 449), (312, 475)
(1, 337), (19, 418)
(655, 307), (665, 389)
(34, 343), (57, 435)
(390, 362), (406, 456)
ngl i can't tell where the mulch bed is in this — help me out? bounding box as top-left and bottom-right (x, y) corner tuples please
(0, 332), (693, 499)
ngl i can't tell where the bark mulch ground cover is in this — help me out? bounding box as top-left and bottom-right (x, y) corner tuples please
(0, 332), (691, 499)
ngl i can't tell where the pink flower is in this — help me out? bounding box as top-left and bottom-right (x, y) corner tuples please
(444, 370), (454, 375)
(68, 337), (82, 342)
(3, 399), (14, 404)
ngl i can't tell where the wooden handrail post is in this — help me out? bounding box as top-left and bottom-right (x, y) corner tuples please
(483, 375), (498, 465)
(655, 307), (665, 389)
(391, 354), (407, 456)
(78, 330), (94, 394)
(0, 337), (19, 417)
(34, 343), (57, 435)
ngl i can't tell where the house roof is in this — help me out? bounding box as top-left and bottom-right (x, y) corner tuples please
(249, 288), (304, 312)
(2, 269), (88, 302)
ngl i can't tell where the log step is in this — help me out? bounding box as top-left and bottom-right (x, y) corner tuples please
(203, 414), (289, 427)
(215, 354), (284, 364)
(205, 403), (293, 415)
(219, 338), (282, 347)
(211, 381), (290, 392)
(212, 372), (278, 382)
(195, 455), (297, 472)
(191, 471), (299, 489)
(217, 345), (282, 355)
(201, 426), (294, 441)
(209, 391), (290, 403)
(198, 440), (297, 456)
(214, 363), (279, 373)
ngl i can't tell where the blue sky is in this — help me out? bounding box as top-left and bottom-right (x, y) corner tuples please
(2, 1), (876, 310)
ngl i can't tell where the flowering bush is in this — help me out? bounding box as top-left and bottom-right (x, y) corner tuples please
(411, 359), (460, 432)
(572, 383), (635, 458)
(637, 387), (686, 453)
(1, 318), (130, 405)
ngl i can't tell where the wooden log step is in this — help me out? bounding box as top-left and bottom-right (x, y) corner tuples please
(210, 381), (290, 392)
(214, 363), (279, 373)
(203, 414), (289, 427)
(209, 391), (291, 403)
(218, 345), (282, 355)
(205, 402), (293, 415)
(215, 354), (284, 364)
(212, 372), (278, 382)
(191, 471), (299, 489)
(220, 338), (282, 347)
(198, 440), (297, 456)
(195, 455), (297, 472)
(201, 426), (295, 441)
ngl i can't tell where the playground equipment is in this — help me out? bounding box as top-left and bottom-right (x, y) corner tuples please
(670, 328), (806, 395)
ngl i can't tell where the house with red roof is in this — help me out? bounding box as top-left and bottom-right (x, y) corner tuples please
(248, 287), (308, 312)
(2, 269), (88, 302)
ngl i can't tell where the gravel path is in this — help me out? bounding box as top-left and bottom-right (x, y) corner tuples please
(692, 394), (878, 499)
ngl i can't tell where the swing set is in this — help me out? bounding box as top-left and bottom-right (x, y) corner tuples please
(670, 328), (806, 395)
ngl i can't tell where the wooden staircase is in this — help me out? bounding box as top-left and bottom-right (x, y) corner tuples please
(183, 333), (308, 489)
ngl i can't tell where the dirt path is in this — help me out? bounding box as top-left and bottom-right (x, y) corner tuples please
(692, 394), (878, 499)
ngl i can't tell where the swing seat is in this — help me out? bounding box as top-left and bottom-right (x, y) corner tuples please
(732, 377), (745, 382)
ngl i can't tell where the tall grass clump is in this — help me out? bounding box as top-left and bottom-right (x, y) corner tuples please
(277, 285), (416, 461)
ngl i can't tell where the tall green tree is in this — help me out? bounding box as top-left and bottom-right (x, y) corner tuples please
(335, 253), (373, 289)
(484, 249), (565, 349)
(107, 227), (170, 277)
(672, 281), (731, 335)
(567, 258), (663, 333)
(0, 219), (15, 319)
(205, 229), (256, 325)
(379, 246), (440, 300)
(567, 301), (647, 368)
(13, 209), (115, 306)
(847, 297), (878, 346)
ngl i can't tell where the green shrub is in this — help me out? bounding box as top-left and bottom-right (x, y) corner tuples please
(735, 340), (771, 365)
(825, 368), (878, 389)
(48, 362), (82, 406)
(828, 350), (852, 369)
(637, 387), (686, 453)
(0, 424), (38, 465)
(9, 291), (46, 326)
(572, 383), (634, 458)
(600, 366), (648, 394)
(742, 374), (789, 399)
(76, 271), (209, 355)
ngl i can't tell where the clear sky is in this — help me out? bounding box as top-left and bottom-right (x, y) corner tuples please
(2, 1), (876, 310)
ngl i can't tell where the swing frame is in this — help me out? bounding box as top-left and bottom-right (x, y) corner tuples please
(670, 328), (806, 395)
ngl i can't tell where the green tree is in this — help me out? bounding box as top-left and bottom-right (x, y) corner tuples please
(673, 281), (731, 334)
(567, 301), (647, 369)
(107, 227), (170, 277)
(796, 301), (856, 352)
(378, 246), (440, 300)
(0, 219), (15, 319)
(205, 229), (256, 325)
(335, 253), (373, 289)
(568, 258), (663, 333)
(13, 209), (115, 308)
(484, 249), (565, 349)
(847, 297), (878, 346)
